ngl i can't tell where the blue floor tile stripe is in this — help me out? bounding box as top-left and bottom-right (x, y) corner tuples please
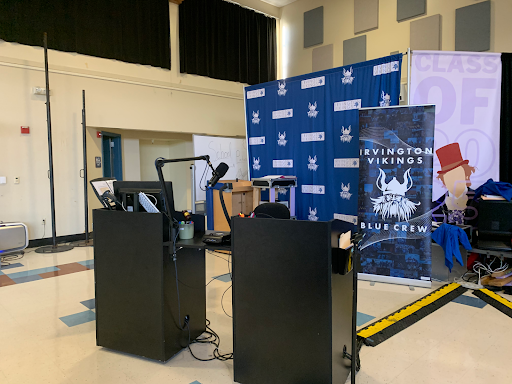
(189, 381), (202, 384)
(212, 273), (231, 283)
(0, 262), (24, 271)
(80, 298), (96, 309)
(6, 266), (59, 279)
(357, 312), (376, 327)
(11, 275), (43, 284)
(59, 310), (96, 327)
(77, 260), (94, 268)
(452, 295), (487, 309)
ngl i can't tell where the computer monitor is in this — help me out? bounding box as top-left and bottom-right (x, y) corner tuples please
(113, 181), (176, 215)
(478, 200), (512, 245)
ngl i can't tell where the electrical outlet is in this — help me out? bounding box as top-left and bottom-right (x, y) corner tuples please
(33, 87), (49, 95)
(14, 177), (20, 184)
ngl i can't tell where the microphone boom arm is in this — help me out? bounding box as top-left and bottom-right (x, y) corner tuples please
(155, 155), (215, 244)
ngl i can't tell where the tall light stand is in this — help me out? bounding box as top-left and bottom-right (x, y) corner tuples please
(36, 33), (74, 254)
(71, 90), (93, 247)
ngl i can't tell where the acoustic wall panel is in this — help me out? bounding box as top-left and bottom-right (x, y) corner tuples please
(304, 6), (323, 48)
(410, 14), (442, 51)
(312, 44), (333, 72)
(455, 1), (490, 52)
(354, 0), (379, 34)
(397, 0), (426, 22)
(343, 35), (366, 66)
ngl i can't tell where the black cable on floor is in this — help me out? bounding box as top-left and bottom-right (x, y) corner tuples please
(206, 249), (231, 263)
(0, 251), (25, 266)
(221, 285), (233, 318)
(186, 319), (233, 361)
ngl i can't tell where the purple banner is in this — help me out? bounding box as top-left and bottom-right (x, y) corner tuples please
(410, 51), (502, 203)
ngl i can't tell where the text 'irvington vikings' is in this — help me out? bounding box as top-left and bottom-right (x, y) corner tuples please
(360, 147), (433, 165)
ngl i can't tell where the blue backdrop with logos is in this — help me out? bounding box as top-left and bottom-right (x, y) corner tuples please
(244, 54), (402, 222)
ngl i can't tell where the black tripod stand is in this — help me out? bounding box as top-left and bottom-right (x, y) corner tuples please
(36, 33), (74, 254)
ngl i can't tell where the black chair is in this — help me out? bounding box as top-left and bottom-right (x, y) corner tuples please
(253, 202), (290, 219)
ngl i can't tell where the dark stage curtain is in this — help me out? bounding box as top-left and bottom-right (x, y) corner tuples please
(179, 0), (277, 85)
(500, 53), (512, 183)
(0, 0), (170, 69)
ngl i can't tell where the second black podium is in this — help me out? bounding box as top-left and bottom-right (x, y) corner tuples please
(232, 217), (355, 384)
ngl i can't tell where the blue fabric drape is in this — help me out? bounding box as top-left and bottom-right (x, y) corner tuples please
(432, 224), (472, 272)
(244, 55), (402, 222)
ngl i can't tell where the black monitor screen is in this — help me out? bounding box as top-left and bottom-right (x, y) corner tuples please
(478, 200), (512, 237)
(113, 181), (175, 216)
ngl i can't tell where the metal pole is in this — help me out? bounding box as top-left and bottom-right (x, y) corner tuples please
(44, 32), (57, 248)
(407, 47), (411, 105)
(191, 164), (196, 214)
(36, 33), (74, 254)
(83, 90), (89, 241)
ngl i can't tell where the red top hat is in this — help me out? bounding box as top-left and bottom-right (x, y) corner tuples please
(436, 143), (469, 174)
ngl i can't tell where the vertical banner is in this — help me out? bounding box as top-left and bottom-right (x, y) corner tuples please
(410, 51), (502, 223)
(358, 105), (435, 285)
(244, 55), (402, 222)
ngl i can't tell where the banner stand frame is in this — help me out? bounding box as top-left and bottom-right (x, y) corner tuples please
(407, 47), (411, 105)
(359, 273), (432, 289)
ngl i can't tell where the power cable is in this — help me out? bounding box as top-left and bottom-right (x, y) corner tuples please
(186, 319), (233, 362)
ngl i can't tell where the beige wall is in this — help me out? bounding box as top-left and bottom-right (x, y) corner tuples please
(139, 139), (194, 211)
(83, 128), (193, 231)
(122, 138), (141, 182)
(1, 2), (273, 239)
(280, 0), (512, 80)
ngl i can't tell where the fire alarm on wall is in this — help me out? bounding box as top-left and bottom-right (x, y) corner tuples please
(97, 131), (102, 138)
(21, 126), (30, 134)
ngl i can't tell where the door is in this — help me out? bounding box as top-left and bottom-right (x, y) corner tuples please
(102, 132), (123, 180)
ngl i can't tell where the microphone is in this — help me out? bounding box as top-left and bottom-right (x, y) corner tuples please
(209, 162), (229, 188)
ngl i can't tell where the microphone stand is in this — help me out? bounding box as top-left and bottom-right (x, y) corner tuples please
(155, 155), (216, 258)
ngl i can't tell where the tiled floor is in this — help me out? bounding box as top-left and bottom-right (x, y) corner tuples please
(0, 246), (511, 384)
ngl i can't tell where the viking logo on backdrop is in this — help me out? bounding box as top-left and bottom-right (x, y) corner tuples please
(342, 67), (355, 85)
(308, 207), (319, 221)
(252, 111), (260, 124)
(307, 102), (319, 118)
(252, 157), (261, 170)
(277, 132), (287, 146)
(410, 51), (502, 205)
(307, 156), (319, 171)
(340, 183), (352, 200)
(277, 80), (288, 96)
(379, 91), (391, 107)
(341, 126), (353, 143)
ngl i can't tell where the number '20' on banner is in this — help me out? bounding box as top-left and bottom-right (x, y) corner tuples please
(357, 105), (436, 285)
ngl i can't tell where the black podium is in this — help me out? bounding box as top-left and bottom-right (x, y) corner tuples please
(93, 209), (227, 361)
(232, 217), (355, 384)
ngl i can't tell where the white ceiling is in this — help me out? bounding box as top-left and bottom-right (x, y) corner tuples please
(261, 0), (298, 7)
